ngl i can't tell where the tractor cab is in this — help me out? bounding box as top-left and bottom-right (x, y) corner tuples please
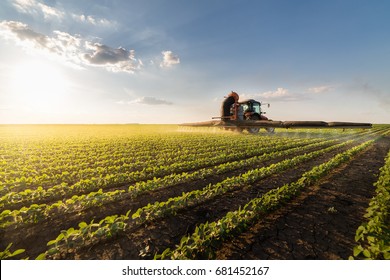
(220, 92), (273, 133)
(238, 99), (266, 121)
(237, 99), (273, 134)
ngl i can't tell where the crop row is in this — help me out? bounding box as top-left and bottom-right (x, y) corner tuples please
(0, 137), (320, 210)
(1, 132), (276, 168)
(0, 136), (303, 194)
(40, 140), (353, 259)
(128, 141), (352, 225)
(0, 138), (334, 229)
(0, 135), (262, 178)
(1, 125), (387, 260)
(156, 140), (375, 259)
(352, 148), (390, 260)
(0, 135), (278, 194)
(2, 126), (382, 196)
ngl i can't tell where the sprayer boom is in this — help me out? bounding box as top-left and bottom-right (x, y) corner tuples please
(181, 91), (372, 133)
(181, 120), (372, 129)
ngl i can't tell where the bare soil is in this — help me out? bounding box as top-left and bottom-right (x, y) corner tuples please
(1, 134), (388, 260)
(216, 136), (390, 259)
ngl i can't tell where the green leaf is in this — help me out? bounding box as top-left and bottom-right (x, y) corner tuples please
(180, 236), (188, 245)
(353, 246), (363, 257)
(4, 243), (12, 251)
(9, 248), (25, 257)
(55, 233), (65, 242)
(35, 253), (46, 260)
(367, 236), (376, 243)
(78, 222), (87, 229)
(1, 210), (11, 216)
(125, 210), (131, 218)
(363, 249), (371, 258)
(132, 209), (142, 219)
(47, 248), (59, 255)
(161, 248), (171, 259)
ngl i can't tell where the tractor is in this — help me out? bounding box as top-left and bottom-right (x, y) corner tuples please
(181, 91), (372, 133)
(220, 91), (274, 133)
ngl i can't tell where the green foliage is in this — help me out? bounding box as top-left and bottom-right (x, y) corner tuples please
(352, 149), (390, 260)
(0, 124), (388, 259)
(0, 243), (25, 259)
(156, 140), (374, 259)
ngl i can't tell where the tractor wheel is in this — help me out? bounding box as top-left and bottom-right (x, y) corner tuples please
(246, 115), (260, 134)
(266, 127), (275, 133)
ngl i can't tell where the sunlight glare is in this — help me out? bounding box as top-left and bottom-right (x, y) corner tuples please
(9, 60), (69, 112)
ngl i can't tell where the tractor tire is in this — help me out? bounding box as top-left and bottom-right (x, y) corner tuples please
(246, 114), (260, 134)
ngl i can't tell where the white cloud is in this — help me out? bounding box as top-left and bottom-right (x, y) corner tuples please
(160, 51), (180, 68)
(70, 13), (116, 27)
(307, 85), (334, 94)
(0, 20), (141, 74)
(53, 30), (81, 51)
(83, 43), (141, 73)
(10, 0), (115, 27)
(244, 86), (335, 102)
(0, 21), (48, 47)
(37, 2), (64, 20)
(127, 97), (173, 105)
(241, 87), (305, 102)
(260, 87), (290, 99)
(0, 21), (81, 64)
(11, 0), (64, 20)
(0, 20), (180, 75)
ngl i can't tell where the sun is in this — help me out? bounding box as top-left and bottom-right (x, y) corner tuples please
(9, 60), (69, 112)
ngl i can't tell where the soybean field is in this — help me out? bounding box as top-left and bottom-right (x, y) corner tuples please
(0, 124), (389, 260)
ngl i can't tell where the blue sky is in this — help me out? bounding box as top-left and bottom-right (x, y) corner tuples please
(0, 0), (389, 124)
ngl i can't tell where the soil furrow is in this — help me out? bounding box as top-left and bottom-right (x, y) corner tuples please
(0, 140), (334, 259)
(215, 136), (390, 259)
(69, 141), (360, 259)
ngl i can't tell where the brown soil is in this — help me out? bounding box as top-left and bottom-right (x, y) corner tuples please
(0, 140), (336, 259)
(216, 136), (390, 259)
(1, 133), (388, 260)
(73, 135), (388, 260)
